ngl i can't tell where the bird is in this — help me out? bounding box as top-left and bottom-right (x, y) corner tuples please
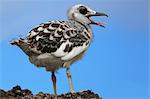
(10, 4), (108, 95)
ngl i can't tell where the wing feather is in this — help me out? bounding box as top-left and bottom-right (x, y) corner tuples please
(27, 20), (90, 60)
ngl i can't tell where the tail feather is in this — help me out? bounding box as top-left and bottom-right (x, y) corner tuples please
(10, 39), (18, 45)
(10, 37), (25, 45)
(10, 39), (37, 56)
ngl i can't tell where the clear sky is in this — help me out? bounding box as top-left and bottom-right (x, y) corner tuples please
(0, 0), (149, 99)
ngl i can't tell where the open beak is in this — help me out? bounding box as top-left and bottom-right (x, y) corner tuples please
(86, 12), (108, 27)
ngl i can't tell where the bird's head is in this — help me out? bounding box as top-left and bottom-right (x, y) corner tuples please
(68, 4), (108, 27)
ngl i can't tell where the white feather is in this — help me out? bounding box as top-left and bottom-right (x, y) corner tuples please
(36, 35), (42, 41)
(52, 41), (69, 57)
(43, 29), (50, 33)
(29, 31), (37, 37)
(37, 27), (44, 31)
(61, 43), (89, 60)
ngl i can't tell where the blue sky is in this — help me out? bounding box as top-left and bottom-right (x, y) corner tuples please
(0, 0), (149, 99)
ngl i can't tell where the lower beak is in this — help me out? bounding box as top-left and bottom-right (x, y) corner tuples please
(86, 12), (108, 27)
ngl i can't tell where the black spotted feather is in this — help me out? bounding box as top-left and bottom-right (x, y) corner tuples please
(27, 20), (91, 59)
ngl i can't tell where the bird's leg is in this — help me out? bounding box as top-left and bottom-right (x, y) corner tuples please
(66, 67), (74, 93)
(51, 72), (57, 95)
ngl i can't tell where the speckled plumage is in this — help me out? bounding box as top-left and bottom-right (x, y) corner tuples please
(21, 19), (92, 71)
(10, 4), (107, 94)
(11, 20), (92, 71)
(27, 20), (92, 58)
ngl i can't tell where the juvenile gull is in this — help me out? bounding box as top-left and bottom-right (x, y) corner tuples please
(10, 4), (108, 95)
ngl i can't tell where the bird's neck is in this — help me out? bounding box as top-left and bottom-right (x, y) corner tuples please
(75, 20), (93, 38)
(68, 19), (93, 39)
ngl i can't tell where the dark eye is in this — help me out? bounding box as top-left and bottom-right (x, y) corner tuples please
(79, 6), (88, 15)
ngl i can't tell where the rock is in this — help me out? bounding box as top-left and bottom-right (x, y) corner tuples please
(0, 89), (7, 97)
(0, 85), (102, 99)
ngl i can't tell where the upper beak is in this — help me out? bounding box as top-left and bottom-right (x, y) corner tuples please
(95, 12), (108, 17)
(86, 12), (108, 27)
(87, 12), (108, 17)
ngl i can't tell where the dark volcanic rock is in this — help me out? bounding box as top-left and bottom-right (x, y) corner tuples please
(0, 85), (102, 99)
